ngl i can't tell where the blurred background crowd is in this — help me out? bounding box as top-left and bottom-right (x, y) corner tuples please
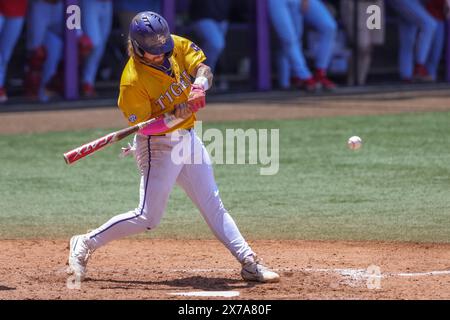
(0, 0), (448, 104)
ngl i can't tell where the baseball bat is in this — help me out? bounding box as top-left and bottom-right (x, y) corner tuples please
(63, 117), (156, 165)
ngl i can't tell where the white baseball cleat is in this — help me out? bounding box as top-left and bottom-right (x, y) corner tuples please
(241, 255), (280, 283)
(67, 235), (93, 281)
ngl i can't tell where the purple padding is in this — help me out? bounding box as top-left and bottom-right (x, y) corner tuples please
(255, 0), (271, 91)
(447, 19), (450, 82)
(64, 0), (79, 100)
(162, 0), (176, 33)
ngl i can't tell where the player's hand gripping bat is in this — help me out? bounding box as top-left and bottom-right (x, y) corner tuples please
(187, 84), (206, 112)
(64, 85), (206, 165)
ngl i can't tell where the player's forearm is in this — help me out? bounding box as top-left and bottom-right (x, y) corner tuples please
(193, 63), (213, 90)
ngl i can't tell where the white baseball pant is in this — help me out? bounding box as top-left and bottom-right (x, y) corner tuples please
(86, 129), (254, 263)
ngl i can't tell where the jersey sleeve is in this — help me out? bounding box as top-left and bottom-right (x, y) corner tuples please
(179, 36), (207, 76)
(117, 84), (153, 126)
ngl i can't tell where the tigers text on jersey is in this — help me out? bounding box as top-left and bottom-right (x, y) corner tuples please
(118, 35), (206, 132)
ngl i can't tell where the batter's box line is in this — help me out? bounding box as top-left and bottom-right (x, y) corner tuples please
(283, 267), (450, 279)
(170, 267), (450, 279)
(53, 266), (450, 278)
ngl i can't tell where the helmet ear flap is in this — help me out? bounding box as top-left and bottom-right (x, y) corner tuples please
(165, 50), (173, 59)
(131, 40), (145, 58)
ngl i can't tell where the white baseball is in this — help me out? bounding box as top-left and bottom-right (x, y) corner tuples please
(347, 136), (362, 150)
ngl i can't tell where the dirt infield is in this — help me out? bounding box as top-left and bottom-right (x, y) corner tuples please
(1, 90), (450, 300)
(0, 239), (449, 300)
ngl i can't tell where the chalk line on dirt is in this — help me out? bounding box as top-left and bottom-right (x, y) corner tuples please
(170, 267), (450, 279)
(54, 266), (450, 279)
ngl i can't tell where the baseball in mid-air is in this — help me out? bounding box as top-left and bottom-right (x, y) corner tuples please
(347, 136), (362, 150)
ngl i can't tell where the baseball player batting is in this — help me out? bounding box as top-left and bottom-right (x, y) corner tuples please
(67, 11), (280, 283)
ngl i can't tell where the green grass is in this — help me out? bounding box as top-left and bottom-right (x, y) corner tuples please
(1, 112), (449, 242)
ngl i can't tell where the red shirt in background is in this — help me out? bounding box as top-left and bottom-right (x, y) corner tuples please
(426, 0), (446, 20)
(0, 0), (28, 18)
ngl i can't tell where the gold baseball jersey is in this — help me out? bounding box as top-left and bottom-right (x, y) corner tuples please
(117, 35), (206, 132)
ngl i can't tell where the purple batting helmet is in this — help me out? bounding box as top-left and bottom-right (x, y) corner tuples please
(129, 11), (174, 58)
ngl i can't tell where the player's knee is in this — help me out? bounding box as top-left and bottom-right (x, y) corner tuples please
(145, 217), (161, 230)
(135, 207), (162, 230)
(90, 41), (104, 53)
(420, 17), (438, 35)
(279, 36), (297, 49)
(148, 222), (160, 230)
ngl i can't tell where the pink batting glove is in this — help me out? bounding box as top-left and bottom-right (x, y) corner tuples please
(188, 84), (206, 112)
(138, 115), (169, 135)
